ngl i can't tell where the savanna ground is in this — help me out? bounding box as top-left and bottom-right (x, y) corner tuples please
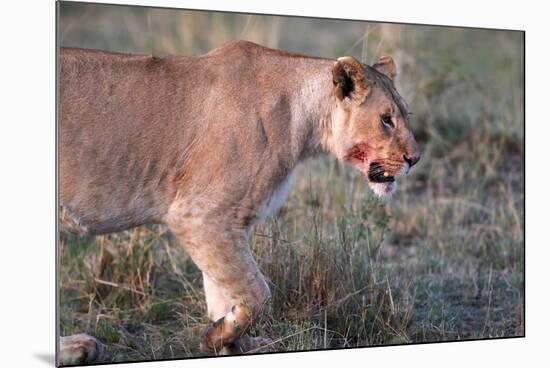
(58, 3), (524, 364)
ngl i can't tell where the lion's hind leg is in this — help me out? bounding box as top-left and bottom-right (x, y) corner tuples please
(58, 333), (103, 365)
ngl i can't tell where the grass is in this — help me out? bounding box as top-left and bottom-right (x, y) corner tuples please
(58, 3), (524, 364)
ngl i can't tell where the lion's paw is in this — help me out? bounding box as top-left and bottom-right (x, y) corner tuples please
(59, 333), (103, 365)
(220, 334), (278, 355)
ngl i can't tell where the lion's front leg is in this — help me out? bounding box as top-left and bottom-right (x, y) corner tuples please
(202, 272), (276, 354)
(169, 218), (272, 355)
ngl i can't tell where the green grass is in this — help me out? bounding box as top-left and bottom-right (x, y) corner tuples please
(59, 3), (524, 364)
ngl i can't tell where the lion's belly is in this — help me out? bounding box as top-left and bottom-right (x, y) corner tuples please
(253, 171), (294, 224)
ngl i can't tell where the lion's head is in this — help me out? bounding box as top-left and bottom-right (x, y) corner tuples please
(328, 55), (420, 197)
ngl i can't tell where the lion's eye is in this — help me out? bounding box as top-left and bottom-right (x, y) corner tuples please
(381, 115), (395, 129)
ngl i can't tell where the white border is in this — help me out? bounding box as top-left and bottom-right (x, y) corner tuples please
(1, 1), (547, 367)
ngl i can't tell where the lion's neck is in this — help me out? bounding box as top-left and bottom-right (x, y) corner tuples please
(287, 61), (337, 162)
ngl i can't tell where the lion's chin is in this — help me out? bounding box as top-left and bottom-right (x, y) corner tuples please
(368, 181), (397, 197)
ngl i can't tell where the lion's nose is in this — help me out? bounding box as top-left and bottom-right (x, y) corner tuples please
(404, 154), (420, 168)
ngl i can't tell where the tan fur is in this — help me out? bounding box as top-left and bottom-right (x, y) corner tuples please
(59, 334), (102, 365)
(59, 40), (419, 361)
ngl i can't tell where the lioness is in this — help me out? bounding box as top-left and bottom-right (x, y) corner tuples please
(58, 40), (420, 364)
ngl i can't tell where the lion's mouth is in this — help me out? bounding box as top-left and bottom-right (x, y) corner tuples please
(368, 162), (395, 183)
(365, 161), (398, 197)
(345, 144), (399, 196)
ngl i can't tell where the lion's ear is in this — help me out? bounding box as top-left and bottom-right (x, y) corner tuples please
(373, 56), (397, 80)
(332, 56), (369, 104)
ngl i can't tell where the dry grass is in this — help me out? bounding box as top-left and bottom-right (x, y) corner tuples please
(58, 3), (524, 364)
